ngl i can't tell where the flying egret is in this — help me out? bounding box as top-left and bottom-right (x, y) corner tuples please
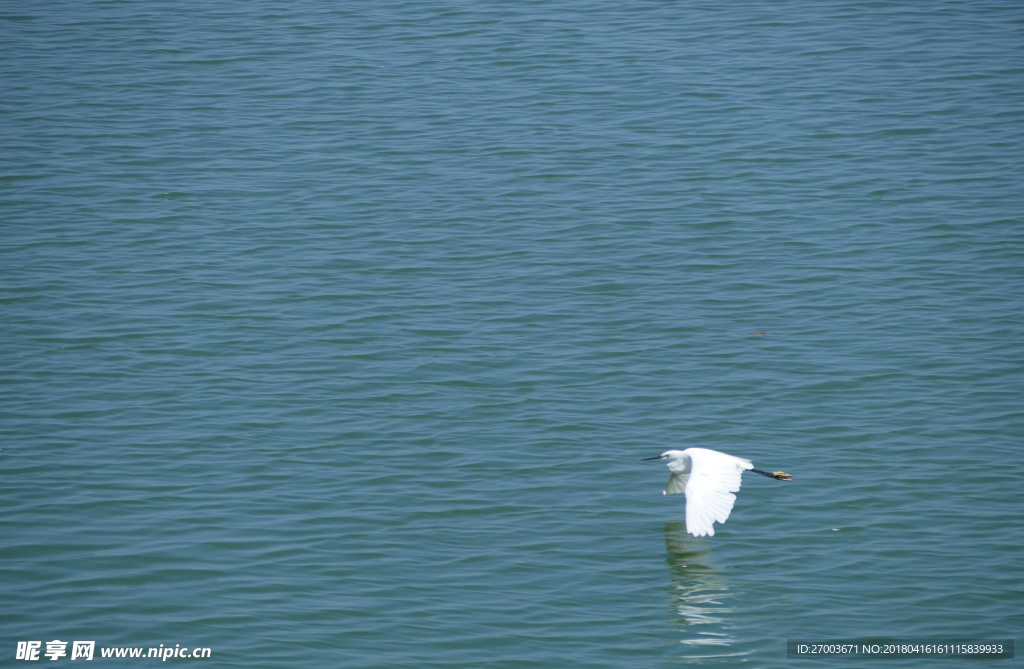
(643, 448), (791, 537)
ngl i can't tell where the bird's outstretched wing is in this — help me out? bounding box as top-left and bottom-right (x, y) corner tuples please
(683, 448), (753, 537)
(664, 472), (688, 495)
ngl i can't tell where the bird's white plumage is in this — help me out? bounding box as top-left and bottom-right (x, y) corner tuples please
(656, 448), (753, 537)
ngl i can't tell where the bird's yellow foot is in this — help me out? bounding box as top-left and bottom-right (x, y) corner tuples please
(772, 471), (793, 481)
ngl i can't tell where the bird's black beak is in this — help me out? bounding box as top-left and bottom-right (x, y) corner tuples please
(641, 455), (664, 460)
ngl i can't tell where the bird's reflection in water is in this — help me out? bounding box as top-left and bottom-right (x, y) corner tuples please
(663, 521), (744, 658)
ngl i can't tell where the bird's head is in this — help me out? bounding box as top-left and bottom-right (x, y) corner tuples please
(642, 449), (686, 461)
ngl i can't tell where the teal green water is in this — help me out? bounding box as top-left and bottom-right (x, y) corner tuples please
(3, 2), (1023, 667)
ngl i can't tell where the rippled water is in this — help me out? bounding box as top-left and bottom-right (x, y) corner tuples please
(4, 2), (1023, 667)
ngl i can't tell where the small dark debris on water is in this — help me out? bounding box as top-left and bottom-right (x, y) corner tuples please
(753, 330), (767, 335)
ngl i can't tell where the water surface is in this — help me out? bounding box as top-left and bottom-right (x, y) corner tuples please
(3, 1), (1023, 666)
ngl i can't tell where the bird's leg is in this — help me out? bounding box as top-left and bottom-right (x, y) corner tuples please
(751, 468), (793, 481)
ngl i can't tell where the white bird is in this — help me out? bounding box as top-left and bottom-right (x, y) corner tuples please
(643, 448), (792, 537)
